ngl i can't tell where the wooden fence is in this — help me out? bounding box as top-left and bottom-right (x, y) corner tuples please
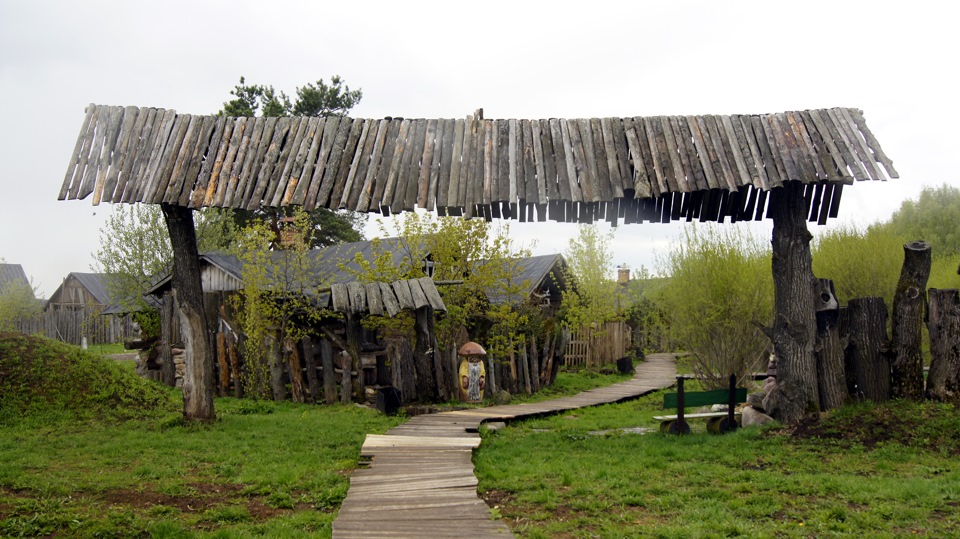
(563, 321), (632, 369)
(14, 308), (135, 345)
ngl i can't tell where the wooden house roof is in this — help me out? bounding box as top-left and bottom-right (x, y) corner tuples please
(0, 264), (32, 293)
(47, 272), (114, 306)
(59, 104), (896, 226)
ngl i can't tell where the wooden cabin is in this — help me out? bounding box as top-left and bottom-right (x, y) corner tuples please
(42, 272), (133, 344)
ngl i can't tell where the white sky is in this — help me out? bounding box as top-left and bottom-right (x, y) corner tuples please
(1, 1), (956, 298)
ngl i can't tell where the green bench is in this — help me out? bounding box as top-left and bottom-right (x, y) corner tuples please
(654, 374), (746, 434)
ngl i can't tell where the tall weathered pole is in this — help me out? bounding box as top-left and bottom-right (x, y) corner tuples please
(766, 182), (820, 424)
(161, 203), (215, 421)
(890, 241), (931, 400)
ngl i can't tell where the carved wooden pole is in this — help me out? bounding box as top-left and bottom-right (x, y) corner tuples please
(845, 297), (890, 402)
(814, 278), (847, 410)
(890, 241), (931, 400)
(925, 289), (960, 402)
(161, 203), (214, 422)
(766, 182), (819, 424)
(413, 305), (438, 402)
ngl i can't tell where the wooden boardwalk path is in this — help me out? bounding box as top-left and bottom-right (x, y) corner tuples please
(332, 353), (677, 538)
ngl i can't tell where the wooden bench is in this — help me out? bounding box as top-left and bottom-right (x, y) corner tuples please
(654, 374), (746, 434)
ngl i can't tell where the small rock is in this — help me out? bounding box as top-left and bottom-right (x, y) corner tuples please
(710, 404), (729, 412)
(485, 422), (507, 432)
(493, 390), (512, 405)
(746, 392), (766, 410)
(742, 405), (775, 426)
(762, 376), (777, 394)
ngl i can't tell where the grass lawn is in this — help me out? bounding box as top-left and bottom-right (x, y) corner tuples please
(474, 389), (960, 538)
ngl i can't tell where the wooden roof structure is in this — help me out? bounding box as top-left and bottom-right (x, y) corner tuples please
(59, 104), (896, 226)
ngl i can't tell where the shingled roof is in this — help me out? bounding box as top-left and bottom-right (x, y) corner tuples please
(59, 105), (896, 226)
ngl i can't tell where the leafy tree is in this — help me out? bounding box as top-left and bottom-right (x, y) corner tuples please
(560, 224), (622, 331)
(92, 204), (238, 316)
(219, 76), (368, 249)
(0, 261), (40, 332)
(811, 222), (905, 307)
(653, 224), (773, 388)
(887, 184), (960, 259)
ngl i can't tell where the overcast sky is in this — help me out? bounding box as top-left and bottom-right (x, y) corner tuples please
(1, 1), (956, 297)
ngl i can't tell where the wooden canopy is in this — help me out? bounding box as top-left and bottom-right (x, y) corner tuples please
(59, 104), (896, 226)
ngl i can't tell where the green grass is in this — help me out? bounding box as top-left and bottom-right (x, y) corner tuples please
(474, 391), (960, 538)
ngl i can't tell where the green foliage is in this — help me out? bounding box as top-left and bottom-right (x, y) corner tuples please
(0, 333), (177, 424)
(230, 209), (330, 399)
(350, 214), (535, 359)
(560, 224), (622, 331)
(623, 267), (672, 353)
(888, 183), (960, 258)
(92, 204), (239, 315)
(221, 75), (362, 119)
(812, 221), (905, 306)
(653, 224), (772, 387)
(0, 269), (39, 332)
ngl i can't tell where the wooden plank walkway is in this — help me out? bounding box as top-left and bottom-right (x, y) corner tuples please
(332, 353), (677, 538)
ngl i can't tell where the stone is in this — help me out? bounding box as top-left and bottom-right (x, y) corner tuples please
(746, 392), (766, 410)
(742, 405), (775, 426)
(762, 376), (777, 394)
(493, 390), (512, 405)
(485, 422), (507, 432)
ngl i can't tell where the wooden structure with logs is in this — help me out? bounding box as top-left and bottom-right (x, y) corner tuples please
(59, 105), (896, 222)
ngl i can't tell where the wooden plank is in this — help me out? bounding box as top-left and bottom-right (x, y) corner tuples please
(657, 116), (686, 192)
(803, 109), (850, 181)
(340, 119), (374, 209)
(100, 105), (138, 203)
(244, 116), (291, 209)
(836, 108), (886, 180)
(546, 119), (570, 201)
(177, 115), (220, 207)
(559, 119), (582, 202)
(674, 115), (708, 192)
(732, 115), (768, 190)
(331, 118), (365, 207)
(795, 111), (836, 183)
(568, 119), (594, 201)
(588, 118), (613, 201)
(115, 107), (153, 202)
(811, 109), (866, 180)
(494, 120), (510, 203)
(750, 115), (785, 187)
(290, 117), (326, 205)
(702, 115), (738, 191)
(786, 111), (827, 181)
(507, 119), (519, 206)
(223, 117), (257, 207)
(622, 118), (652, 199)
(425, 119), (446, 211)
(91, 106), (125, 204)
(331, 283), (349, 313)
(123, 107), (161, 203)
(418, 277), (446, 311)
(199, 116), (234, 206)
(303, 116), (341, 209)
(719, 115), (754, 189)
(365, 282), (384, 316)
(77, 106), (112, 200)
(444, 118), (465, 209)
(600, 118), (624, 198)
(609, 118), (632, 195)
(848, 108), (898, 178)
(357, 119), (390, 212)
(347, 281), (367, 315)
(60, 104), (97, 200)
(684, 115), (719, 191)
(482, 120), (495, 206)
(530, 120), (547, 204)
(392, 119), (423, 211)
(234, 115), (274, 208)
(642, 117), (669, 196)
(391, 280), (415, 310)
(456, 115), (476, 211)
(380, 282), (401, 318)
(434, 118), (455, 211)
(268, 116), (309, 207)
(416, 119), (438, 209)
(161, 113), (202, 204)
(407, 279), (429, 310)
(314, 116), (354, 209)
(145, 112), (191, 203)
(278, 117), (319, 206)
(518, 119), (535, 205)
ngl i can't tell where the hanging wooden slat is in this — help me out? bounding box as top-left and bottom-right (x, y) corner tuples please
(357, 119), (390, 212)
(221, 117), (255, 207)
(117, 107), (154, 203)
(407, 279), (429, 310)
(270, 117), (310, 207)
(331, 119), (365, 207)
(123, 107), (162, 203)
(234, 116), (275, 208)
(657, 116), (686, 192)
(100, 106), (138, 203)
(836, 108), (885, 181)
(751, 115), (786, 187)
(199, 116), (233, 207)
(848, 108), (898, 178)
(379, 282), (401, 318)
(290, 117), (326, 206)
(60, 104), (97, 200)
(331, 283), (349, 313)
(735, 115), (770, 190)
(365, 282), (384, 316)
(674, 115), (708, 192)
(392, 280), (415, 310)
(244, 116), (291, 209)
(621, 118), (652, 199)
(418, 277), (446, 311)
(347, 281), (367, 315)
(177, 115), (220, 207)
(302, 116), (341, 209)
(339, 119), (374, 209)
(719, 115), (754, 190)
(314, 117), (354, 210)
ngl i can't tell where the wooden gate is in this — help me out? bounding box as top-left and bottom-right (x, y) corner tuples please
(563, 321), (632, 369)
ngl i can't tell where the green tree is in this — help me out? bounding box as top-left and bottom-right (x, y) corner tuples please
(811, 222), (905, 307)
(92, 205), (238, 316)
(219, 75), (367, 248)
(653, 224), (773, 388)
(0, 262), (40, 332)
(887, 184), (960, 259)
(560, 224), (621, 331)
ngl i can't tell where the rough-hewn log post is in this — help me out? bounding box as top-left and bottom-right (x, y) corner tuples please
(285, 338), (306, 403)
(161, 203), (214, 422)
(159, 290), (176, 387)
(815, 279), (847, 410)
(301, 336), (320, 404)
(413, 306), (438, 402)
(320, 338), (337, 404)
(925, 289), (960, 402)
(766, 182), (819, 424)
(845, 297), (890, 402)
(267, 336), (286, 401)
(890, 241), (931, 400)
(347, 314), (364, 402)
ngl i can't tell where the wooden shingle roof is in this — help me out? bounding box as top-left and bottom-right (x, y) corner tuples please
(59, 105), (896, 226)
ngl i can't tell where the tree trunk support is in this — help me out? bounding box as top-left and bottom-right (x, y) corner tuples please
(890, 241), (931, 400)
(161, 203), (214, 422)
(925, 288), (960, 402)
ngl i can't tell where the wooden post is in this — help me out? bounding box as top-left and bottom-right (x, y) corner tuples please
(228, 338), (243, 398)
(845, 297), (890, 402)
(268, 335), (286, 401)
(159, 290), (176, 387)
(347, 314), (365, 402)
(766, 181), (819, 424)
(676, 376), (688, 434)
(216, 332), (230, 397)
(890, 241), (931, 401)
(815, 278), (847, 410)
(530, 334), (541, 393)
(286, 338), (307, 403)
(321, 338), (337, 404)
(161, 203), (214, 422)
(413, 306), (438, 402)
(340, 350), (352, 403)
(726, 373), (738, 432)
(925, 289), (960, 402)
(302, 336), (320, 404)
